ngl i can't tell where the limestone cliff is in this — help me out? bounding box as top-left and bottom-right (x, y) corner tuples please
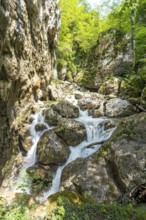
(81, 29), (132, 90)
(0, 0), (60, 183)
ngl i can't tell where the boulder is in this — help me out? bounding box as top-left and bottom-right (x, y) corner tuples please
(37, 130), (69, 165)
(60, 154), (120, 202)
(35, 123), (48, 133)
(105, 98), (135, 117)
(43, 107), (62, 126)
(105, 113), (146, 195)
(52, 101), (79, 118)
(61, 113), (146, 204)
(55, 118), (86, 146)
(78, 93), (104, 110)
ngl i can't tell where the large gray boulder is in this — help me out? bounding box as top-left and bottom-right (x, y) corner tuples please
(52, 101), (79, 118)
(55, 118), (86, 146)
(61, 154), (120, 202)
(37, 130), (69, 165)
(105, 98), (135, 117)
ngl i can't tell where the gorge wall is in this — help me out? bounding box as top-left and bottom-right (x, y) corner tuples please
(0, 0), (60, 183)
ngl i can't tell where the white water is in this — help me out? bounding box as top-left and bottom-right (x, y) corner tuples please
(39, 110), (115, 203)
(15, 107), (115, 200)
(15, 111), (52, 193)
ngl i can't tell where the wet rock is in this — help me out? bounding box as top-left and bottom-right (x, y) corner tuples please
(19, 124), (32, 151)
(105, 98), (135, 117)
(55, 118), (86, 146)
(104, 119), (117, 130)
(35, 123), (48, 133)
(43, 107), (62, 126)
(37, 130), (69, 165)
(52, 101), (79, 118)
(89, 109), (103, 117)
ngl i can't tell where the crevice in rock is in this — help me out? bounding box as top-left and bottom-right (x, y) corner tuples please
(105, 148), (126, 194)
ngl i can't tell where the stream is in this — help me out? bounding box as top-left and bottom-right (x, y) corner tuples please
(15, 106), (115, 202)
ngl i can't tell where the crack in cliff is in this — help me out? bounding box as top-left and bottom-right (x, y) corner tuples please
(105, 148), (127, 194)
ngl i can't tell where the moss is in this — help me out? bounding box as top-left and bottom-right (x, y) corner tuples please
(47, 194), (146, 220)
(122, 67), (146, 98)
(96, 141), (111, 161)
(49, 191), (96, 205)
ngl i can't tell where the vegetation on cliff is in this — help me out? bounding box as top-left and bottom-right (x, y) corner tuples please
(57, 0), (146, 100)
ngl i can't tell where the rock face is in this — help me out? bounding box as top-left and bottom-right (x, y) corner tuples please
(105, 98), (135, 117)
(61, 113), (146, 203)
(37, 130), (69, 165)
(82, 29), (132, 90)
(0, 0), (60, 183)
(55, 118), (86, 146)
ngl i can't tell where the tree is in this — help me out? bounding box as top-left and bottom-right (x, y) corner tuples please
(57, 0), (100, 79)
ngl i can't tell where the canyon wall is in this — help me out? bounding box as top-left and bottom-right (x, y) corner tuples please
(0, 0), (60, 183)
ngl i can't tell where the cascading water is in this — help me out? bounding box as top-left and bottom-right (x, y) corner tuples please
(39, 109), (115, 203)
(15, 111), (52, 193)
(15, 105), (115, 201)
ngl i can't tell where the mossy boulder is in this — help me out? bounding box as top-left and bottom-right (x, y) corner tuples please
(55, 118), (86, 146)
(98, 77), (120, 95)
(37, 130), (69, 165)
(52, 101), (79, 118)
(35, 123), (48, 133)
(43, 107), (62, 126)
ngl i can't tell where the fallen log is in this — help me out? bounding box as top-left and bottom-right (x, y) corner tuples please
(85, 140), (105, 148)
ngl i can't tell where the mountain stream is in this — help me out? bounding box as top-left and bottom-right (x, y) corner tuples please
(15, 106), (115, 202)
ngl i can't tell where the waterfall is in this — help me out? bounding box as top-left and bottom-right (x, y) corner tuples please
(15, 107), (115, 201)
(39, 109), (115, 203)
(15, 111), (52, 193)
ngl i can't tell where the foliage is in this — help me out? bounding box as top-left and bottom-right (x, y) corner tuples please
(46, 194), (146, 220)
(0, 195), (32, 220)
(57, 0), (100, 78)
(57, 0), (146, 88)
